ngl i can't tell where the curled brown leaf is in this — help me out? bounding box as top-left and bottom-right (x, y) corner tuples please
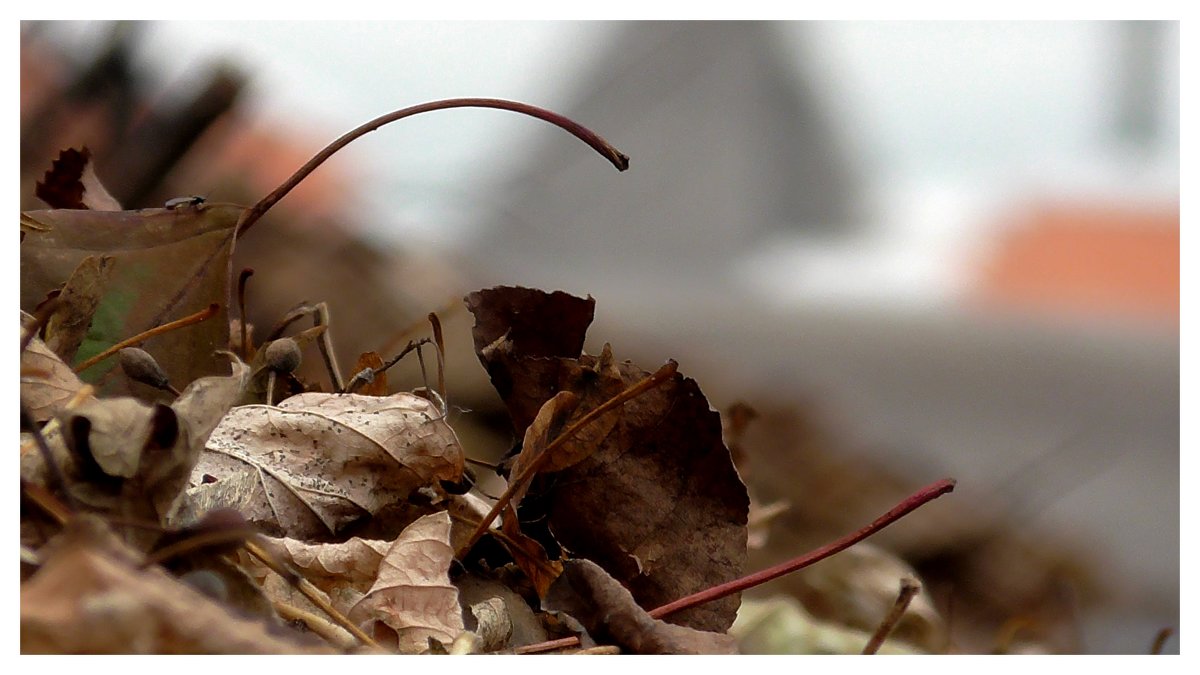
(544, 559), (738, 655)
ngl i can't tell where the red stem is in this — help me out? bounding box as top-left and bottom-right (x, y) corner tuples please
(649, 478), (956, 620)
(514, 477), (956, 654)
(234, 97), (629, 240)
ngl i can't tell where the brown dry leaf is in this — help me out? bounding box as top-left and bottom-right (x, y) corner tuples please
(499, 504), (564, 599)
(22, 356), (247, 521)
(352, 351), (388, 396)
(21, 357), (249, 552)
(467, 286), (749, 633)
(189, 392), (464, 539)
(347, 511), (465, 653)
(44, 254), (115, 364)
(34, 147), (123, 211)
(21, 515), (331, 654)
(544, 559), (739, 655)
(506, 390), (580, 507)
(21, 327), (94, 424)
(465, 286), (596, 430)
(21, 203), (242, 397)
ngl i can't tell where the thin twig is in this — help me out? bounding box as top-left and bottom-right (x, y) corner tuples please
(649, 478), (956, 620)
(1150, 627), (1173, 655)
(344, 338), (431, 394)
(862, 578), (922, 654)
(73, 303), (219, 374)
(20, 297), (61, 354)
(273, 601), (358, 651)
(237, 268), (254, 359)
(20, 405), (78, 512)
(265, 302), (316, 342)
(242, 538), (383, 652)
(311, 303), (344, 393)
(20, 479), (71, 525)
(225, 98), (629, 319)
(234, 98), (628, 242)
(142, 525), (259, 568)
(455, 361), (679, 559)
(515, 477), (956, 655)
(514, 637), (579, 655)
(428, 312), (446, 410)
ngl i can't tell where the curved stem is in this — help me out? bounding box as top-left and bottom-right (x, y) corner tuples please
(234, 97), (629, 241)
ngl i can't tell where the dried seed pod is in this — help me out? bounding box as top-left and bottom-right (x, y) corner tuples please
(262, 338), (302, 374)
(118, 347), (172, 391)
(179, 568), (229, 603)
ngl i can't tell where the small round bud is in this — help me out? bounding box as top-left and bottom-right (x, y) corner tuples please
(263, 338), (302, 373)
(118, 347), (171, 390)
(179, 569), (229, 602)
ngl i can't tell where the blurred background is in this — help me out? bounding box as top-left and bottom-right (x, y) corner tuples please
(19, 20), (1179, 654)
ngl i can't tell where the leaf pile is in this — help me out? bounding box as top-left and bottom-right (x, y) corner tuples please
(467, 286), (750, 634)
(20, 116), (945, 653)
(21, 248), (750, 654)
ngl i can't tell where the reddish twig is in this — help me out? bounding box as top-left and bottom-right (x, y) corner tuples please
(515, 477), (956, 654)
(862, 577), (922, 654)
(454, 361), (679, 560)
(1150, 627), (1173, 655)
(224, 98), (629, 316)
(649, 478), (956, 620)
(73, 303), (220, 374)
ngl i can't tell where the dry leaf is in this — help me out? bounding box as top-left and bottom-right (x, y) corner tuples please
(246, 535), (390, 622)
(34, 147), (123, 211)
(21, 327), (94, 424)
(544, 559), (739, 655)
(347, 512), (465, 653)
(467, 286), (748, 633)
(455, 573), (550, 648)
(499, 504), (564, 599)
(789, 542), (944, 651)
(506, 390), (581, 507)
(21, 203), (242, 397)
(351, 351), (388, 396)
(731, 595), (924, 655)
(66, 397), (165, 479)
(21, 356), (249, 542)
(44, 254), (115, 363)
(21, 515), (331, 654)
(190, 392), (464, 539)
(468, 597), (513, 652)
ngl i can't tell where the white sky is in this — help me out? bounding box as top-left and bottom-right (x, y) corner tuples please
(24, 20), (1182, 306)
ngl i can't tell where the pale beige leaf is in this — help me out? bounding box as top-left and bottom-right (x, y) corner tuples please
(278, 536), (390, 585)
(21, 331), (93, 424)
(347, 511), (464, 653)
(67, 397), (158, 479)
(245, 536), (390, 623)
(191, 392), (464, 539)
